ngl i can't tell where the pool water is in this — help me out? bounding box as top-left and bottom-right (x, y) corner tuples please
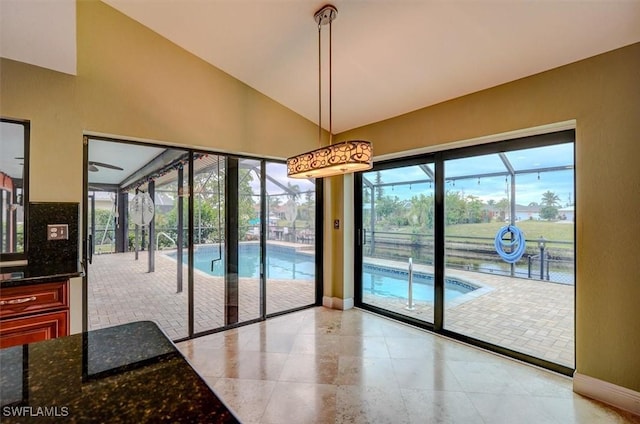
(362, 264), (476, 302)
(167, 244), (315, 280)
(166, 245), (477, 302)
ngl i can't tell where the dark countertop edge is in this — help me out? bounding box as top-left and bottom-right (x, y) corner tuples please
(1, 267), (84, 288)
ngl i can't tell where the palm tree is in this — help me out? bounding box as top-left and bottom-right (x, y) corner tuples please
(540, 190), (560, 220)
(541, 191), (560, 206)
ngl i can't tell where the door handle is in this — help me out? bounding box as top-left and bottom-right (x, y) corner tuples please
(88, 234), (93, 264)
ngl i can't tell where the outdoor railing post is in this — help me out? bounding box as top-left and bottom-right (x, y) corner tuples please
(406, 257), (415, 311)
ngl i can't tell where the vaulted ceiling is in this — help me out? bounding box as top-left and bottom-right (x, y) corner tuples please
(2, 0), (640, 134)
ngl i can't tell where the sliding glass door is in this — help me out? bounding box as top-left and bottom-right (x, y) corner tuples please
(356, 131), (575, 372)
(86, 138), (320, 340)
(357, 160), (435, 325)
(443, 142), (575, 368)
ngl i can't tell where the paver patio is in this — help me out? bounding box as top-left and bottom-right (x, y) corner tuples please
(88, 247), (315, 340)
(362, 258), (574, 368)
(88, 249), (574, 368)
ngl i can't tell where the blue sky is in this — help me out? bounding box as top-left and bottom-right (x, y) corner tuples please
(364, 143), (574, 206)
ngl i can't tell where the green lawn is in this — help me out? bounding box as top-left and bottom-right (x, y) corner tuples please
(389, 220), (573, 246)
(445, 220), (573, 243)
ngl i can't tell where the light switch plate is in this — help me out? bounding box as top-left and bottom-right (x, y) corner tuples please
(47, 224), (69, 240)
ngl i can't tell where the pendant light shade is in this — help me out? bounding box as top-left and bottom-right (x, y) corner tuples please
(286, 5), (373, 179)
(287, 140), (372, 179)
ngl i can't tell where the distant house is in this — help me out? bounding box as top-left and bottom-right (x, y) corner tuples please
(496, 204), (542, 222)
(515, 204), (541, 221)
(558, 205), (575, 222)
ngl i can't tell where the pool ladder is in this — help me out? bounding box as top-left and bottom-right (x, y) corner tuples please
(406, 257), (415, 311)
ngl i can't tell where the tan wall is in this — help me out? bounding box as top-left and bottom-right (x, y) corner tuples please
(337, 43), (640, 393)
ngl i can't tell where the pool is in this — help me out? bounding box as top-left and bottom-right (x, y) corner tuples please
(165, 245), (478, 302)
(362, 264), (477, 302)
(166, 244), (315, 280)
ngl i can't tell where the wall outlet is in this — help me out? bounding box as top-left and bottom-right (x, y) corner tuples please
(47, 224), (69, 240)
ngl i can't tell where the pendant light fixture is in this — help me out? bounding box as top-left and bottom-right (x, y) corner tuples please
(286, 5), (372, 179)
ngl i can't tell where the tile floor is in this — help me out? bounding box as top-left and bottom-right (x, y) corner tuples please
(177, 307), (639, 424)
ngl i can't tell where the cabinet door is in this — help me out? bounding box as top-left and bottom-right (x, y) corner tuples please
(0, 310), (68, 348)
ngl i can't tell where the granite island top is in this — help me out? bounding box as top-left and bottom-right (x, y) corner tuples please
(0, 321), (240, 423)
(0, 263), (83, 288)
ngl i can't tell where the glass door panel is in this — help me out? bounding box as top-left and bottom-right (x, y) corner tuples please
(443, 143), (575, 368)
(86, 140), (189, 340)
(237, 158), (262, 321)
(193, 154), (227, 333)
(265, 162), (316, 314)
(360, 164), (435, 324)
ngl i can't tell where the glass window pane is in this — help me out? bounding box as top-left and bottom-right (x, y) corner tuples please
(360, 164), (435, 324)
(444, 143), (575, 368)
(266, 162), (316, 314)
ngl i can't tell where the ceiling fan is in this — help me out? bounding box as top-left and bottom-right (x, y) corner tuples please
(88, 161), (124, 172)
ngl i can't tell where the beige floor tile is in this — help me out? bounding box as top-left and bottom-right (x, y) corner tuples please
(339, 335), (390, 358)
(220, 351), (289, 380)
(336, 356), (398, 387)
(212, 378), (276, 424)
(278, 353), (340, 385)
(335, 385), (410, 424)
(467, 392), (557, 423)
(241, 331), (298, 354)
(173, 307), (638, 424)
(392, 358), (464, 391)
(261, 382), (337, 424)
(400, 389), (485, 424)
(385, 335), (438, 359)
(446, 360), (530, 395)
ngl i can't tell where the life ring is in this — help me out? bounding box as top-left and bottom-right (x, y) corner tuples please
(494, 225), (526, 263)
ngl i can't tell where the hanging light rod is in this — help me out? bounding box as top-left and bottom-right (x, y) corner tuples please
(286, 4), (373, 179)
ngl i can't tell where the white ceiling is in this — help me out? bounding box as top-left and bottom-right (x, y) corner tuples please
(0, 0), (76, 75)
(102, 0), (640, 133)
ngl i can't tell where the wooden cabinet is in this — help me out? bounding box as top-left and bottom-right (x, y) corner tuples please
(0, 280), (69, 348)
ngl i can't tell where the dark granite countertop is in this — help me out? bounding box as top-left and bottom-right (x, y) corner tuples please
(0, 321), (240, 423)
(0, 263), (83, 288)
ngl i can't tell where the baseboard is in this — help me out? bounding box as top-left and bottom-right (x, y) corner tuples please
(322, 296), (354, 310)
(574, 372), (640, 416)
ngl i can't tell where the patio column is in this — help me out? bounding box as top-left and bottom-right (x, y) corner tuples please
(115, 190), (128, 253)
